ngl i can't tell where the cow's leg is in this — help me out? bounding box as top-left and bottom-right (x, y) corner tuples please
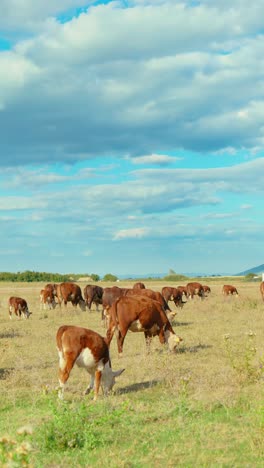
(117, 330), (127, 357)
(158, 328), (166, 345)
(105, 320), (116, 346)
(58, 351), (75, 399)
(9, 306), (12, 319)
(84, 373), (94, 395)
(144, 332), (152, 353)
(93, 370), (102, 401)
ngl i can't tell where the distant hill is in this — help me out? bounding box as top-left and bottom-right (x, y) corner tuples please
(237, 264), (264, 276)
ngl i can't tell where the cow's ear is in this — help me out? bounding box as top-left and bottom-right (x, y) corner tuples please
(113, 368), (125, 377)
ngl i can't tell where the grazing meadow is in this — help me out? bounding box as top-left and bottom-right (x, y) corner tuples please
(0, 279), (264, 467)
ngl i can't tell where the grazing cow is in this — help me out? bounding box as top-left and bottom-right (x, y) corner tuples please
(186, 282), (205, 300)
(56, 325), (124, 401)
(106, 295), (182, 356)
(133, 282), (146, 290)
(260, 282), (264, 301)
(222, 285), (238, 296)
(57, 282), (86, 311)
(161, 286), (186, 308)
(40, 289), (56, 310)
(83, 285), (103, 311)
(8, 297), (31, 319)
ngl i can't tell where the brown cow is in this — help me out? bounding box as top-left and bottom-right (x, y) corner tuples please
(133, 282), (146, 290)
(8, 297), (31, 319)
(186, 282), (205, 300)
(106, 295), (182, 356)
(40, 289), (56, 310)
(56, 325), (124, 401)
(161, 286), (186, 308)
(83, 285), (103, 311)
(57, 282), (86, 310)
(260, 282), (264, 301)
(222, 285), (238, 296)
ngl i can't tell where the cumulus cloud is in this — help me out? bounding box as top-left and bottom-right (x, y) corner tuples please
(1, 1), (264, 166)
(0, 0), (91, 33)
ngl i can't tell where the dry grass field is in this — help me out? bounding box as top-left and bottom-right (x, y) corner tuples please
(1, 279), (264, 467)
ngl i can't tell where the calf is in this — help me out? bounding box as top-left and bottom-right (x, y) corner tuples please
(222, 285), (238, 296)
(8, 297), (31, 319)
(40, 289), (56, 310)
(56, 325), (124, 401)
(106, 295), (182, 357)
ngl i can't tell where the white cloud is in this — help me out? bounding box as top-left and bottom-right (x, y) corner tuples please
(113, 227), (149, 240)
(130, 154), (179, 166)
(1, 1), (264, 166)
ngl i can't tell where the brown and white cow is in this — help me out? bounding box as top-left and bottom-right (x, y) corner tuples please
(133, 282), (146, 290)
(83, 285), (103, 311)
(260, 282), (264, 301)
(106, 295), (182, 356)
(57, 282), (86, 310)
(40, 289), (56, 310)
(56, 325), (124, 401)
(161, 286), (186, 308)
(222, 285), (238, 296)
(8, 297), (31, 319)
(186, 282), (205, 300)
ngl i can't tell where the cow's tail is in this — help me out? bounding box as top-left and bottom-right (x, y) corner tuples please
(56, 325), (68, 354)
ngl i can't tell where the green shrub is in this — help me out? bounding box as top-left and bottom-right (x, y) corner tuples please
(163, 274), (188, 282)
(102, 273), (118, 282)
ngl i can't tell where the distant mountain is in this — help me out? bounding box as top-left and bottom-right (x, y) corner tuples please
(237, 264), (264, 276)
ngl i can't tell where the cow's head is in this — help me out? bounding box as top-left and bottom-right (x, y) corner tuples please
(166, 332), (183, 352)
(79, 300), (87, 311)
(23, 308), (32, 319)
(101, 362), (125, 395)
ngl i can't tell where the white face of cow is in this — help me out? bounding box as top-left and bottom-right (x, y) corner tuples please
(101, 362), (125, 394)
(166, 332), (182, 352)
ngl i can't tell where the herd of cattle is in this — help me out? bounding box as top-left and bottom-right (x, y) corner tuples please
(6, 280), (264, 400)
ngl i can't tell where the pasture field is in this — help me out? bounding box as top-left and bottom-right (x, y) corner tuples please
(1, 279), (264, 467)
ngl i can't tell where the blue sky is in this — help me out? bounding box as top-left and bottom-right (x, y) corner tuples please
(0, 0), (264, 277)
